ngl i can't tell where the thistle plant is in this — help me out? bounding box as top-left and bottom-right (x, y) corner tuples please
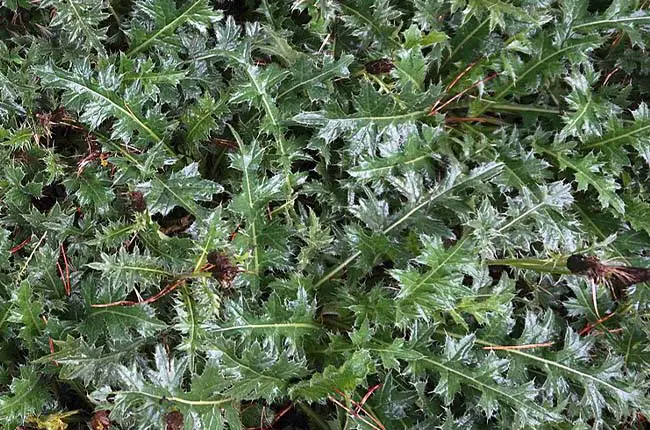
(2, 0), (650, 428)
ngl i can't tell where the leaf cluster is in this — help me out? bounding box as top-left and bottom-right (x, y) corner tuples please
(2, 0), (650, 429)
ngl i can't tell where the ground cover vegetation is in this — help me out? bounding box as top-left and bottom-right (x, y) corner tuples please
(1, 0), (650, 428)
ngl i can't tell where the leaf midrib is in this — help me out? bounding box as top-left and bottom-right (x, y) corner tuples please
(48, 68), (163, 143)
(127, 0), (206, 57)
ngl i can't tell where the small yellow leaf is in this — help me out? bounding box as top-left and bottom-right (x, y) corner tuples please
(27, 410), (78, 430)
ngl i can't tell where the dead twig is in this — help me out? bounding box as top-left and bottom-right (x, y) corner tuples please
(429, 73), (498, 116)
(446, 61), (478, 92)
(354, 384), (381, 415)
(15, 232), (48, 286)
(332, 386), (385, 430)
(59, 243), (71, 296)
(328, 396), (382, 430)
(9, 237), (32, 254)
(48, 337), (58, 366)
(91, 279), (186, 308)
(579, 312), (616, 336)
(229, 223), (242, 242)
(602, 67), (620, 86)
(56, 262), (67, 296)
(248, 403), (294, 430)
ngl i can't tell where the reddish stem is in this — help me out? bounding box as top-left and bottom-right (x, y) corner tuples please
(48, 337), (59, 366)
(446, 61), (477, 91)
(91, 279), (185, 308)
(56, 262), (68, 296)
(9, 237), (32, 254)
(250, 403), (293, 430)
(429, 72), (498, 116)
(355, 384), (382, 414)
(602, 67), (620, 86)
(333, 387), (385, 430)
(229, 223), (242, 242)
(579, 312), (616, 336)
(328, 396), (382, 430)
(60, 243), (71, 296)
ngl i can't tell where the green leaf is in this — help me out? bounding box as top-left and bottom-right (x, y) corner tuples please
(623, 198), (650, 236)
(392, 236), (473, 325)
(173, 284), (211, 373)
(315, 161), (504, 288)
(393, 47), (427, 93)
(491, 37), (601, 102)
(583, 103), (650, 163)
(85, 248), (171, 296)
(574, 14), (650, 33)
(206, 340), (308, 402)
(127, 0), (223, 57)
(228, 142), (287, 278)
(556, 152), (625, 214)
(42, 0), (109, 55)
(92, 345), (234, 429)
(459, 0), (551, 31)
(136, 162), (223, 216)
(34, 62), (169, 148)
(279, 54), (353, 101)
(338, 0), (402, 49)
(347, 125), (438, 180)
(0, 228), (11, 270)
(207, 289), (320, 343)
(293, 86), (426, 153)
(181, 94), (229, 149)
(80, 306), (166, 344)
(560, 65), (619, 141)
(35, 336), (144, 385)
(0, 367), (52, 429)
(9, 282), (46, 349)
(69, 169), (116, 215)
(290, 349), (375, 401)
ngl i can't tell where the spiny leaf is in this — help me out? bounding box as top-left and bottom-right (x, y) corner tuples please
(181, 94), (229, 149)
(338, 0), (402, 49)
(560, 65), (619, 141)
(555, 152), (625, 214)
(68, 169), (116, 215)
(279, 54), (353, 101)
(205, 340), (308, 402)
(136, 162), (223, 216)
(9, 282), (46, 349)
(34, 62), (168, 147)
(85, 247), (171, 296)
(0, 367), (52, 429)
(42, 0), (109, 55)
(491, 37), (601, 102)
(92, 345), (234, 429)
(127, 0), (223, 57)
(289, 350), (375, 401)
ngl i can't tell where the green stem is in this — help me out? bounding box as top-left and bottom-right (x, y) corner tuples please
(463, 100), (562, 115)
(116, 391), (232, 407)
(486, 257), (570, 275)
